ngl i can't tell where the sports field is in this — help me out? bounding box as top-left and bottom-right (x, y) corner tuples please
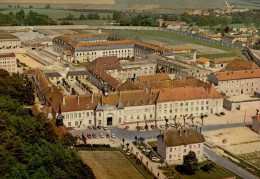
(78, 151), (144, 179)
(16, 53), (43, 68)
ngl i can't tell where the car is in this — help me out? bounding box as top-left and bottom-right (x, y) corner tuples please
(111, 134), (116, 139)
(103, 127), (108, 130)
(152, 157), (160, 162)
(124, 126), (129, 130)
(140, 126), (145, 130)
(160, 124), (165, 128)
(88, 126), (93, 130)
(220, 112), (225, 116)
(100, 133), (104, 138)
(146, 149), (151, 153)
(126, 151), (131, 155)
(92, 133), (96, 138)
(93, 126), (97, 130)
(67, 127), (73, 130)
(136, 126), (141, 131)
(87, 134), (92, 138)
(123, 147), (127, 151)
(169, 123), (174, 127)
(106, 134), (110, 138)
(97, 126), (102, 130)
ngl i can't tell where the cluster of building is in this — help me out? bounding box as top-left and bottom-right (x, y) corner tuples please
(0, 33), (21, 49)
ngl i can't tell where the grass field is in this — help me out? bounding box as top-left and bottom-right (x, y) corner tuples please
(78, 151), (144, 179)
(239, 152), (260, 171)
(105, 30), (241, 58)
(229, 0), (260, 8)
(162, 161), (233, 179)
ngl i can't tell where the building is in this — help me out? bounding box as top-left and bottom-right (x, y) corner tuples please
(86, 56), (156, 91)
(172, 47), (192, 54)
(53, 33), (170, 63)
(225, 58), (259, 71)
(208, 69), (260, 96)
(0, 53), (17, 73)
(197, 57), (210, 67)
(198, 32), (222, 41)
(44, 71), (62, 84)
(165, 21), (187, 30)
(134, 73), (171, 83)
(224, 35), (248, 44)
(209, 57), (240, 68)
(157, 129), (205, 164)
(252, 115), (260, 134)
(0, 34), (21, 49)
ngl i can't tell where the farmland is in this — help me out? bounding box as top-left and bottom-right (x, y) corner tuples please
(78, 151), (144, 179)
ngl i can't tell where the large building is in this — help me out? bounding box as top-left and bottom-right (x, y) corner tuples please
(0, 34), (21, 49)
(157, 129), (205, 164)
(0, 53), (17, 73)
(208, 69), (260, 96)
(53, 33), (171, 63)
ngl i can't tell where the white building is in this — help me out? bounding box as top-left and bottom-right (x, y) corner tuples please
(157, 129), (205, 164)
(0, 34), (21, 49)
(0, 53), (17, 73)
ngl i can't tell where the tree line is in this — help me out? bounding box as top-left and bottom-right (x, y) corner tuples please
(0, 10), (57, 26)
(0, 69), (94, 178)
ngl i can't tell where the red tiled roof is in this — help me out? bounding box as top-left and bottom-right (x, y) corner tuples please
(0, 53), (15, 58)
(215, 69), (260, 81)
(225, 59), (259, 71)
(137, 73), (171, 83)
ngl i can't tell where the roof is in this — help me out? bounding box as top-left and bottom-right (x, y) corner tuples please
(160, 129), (205, 147)
(54, 33), (109, 43)
(60, 90), (156, 112)
(154, 87), (211, 102)
(172, 47), (192, 52)
(215, 69), (260, 81)
(45, 72), (62, 78)
(137, 73), (171, 83)
(118, 80), (140, 91)
(67, 70), (87, 76)
(209, 57), (239, 64)
(0, 33), (20, 40)
(0, 53), (15, 58)
(197, 57), (210, 64)
(225, 59), (259, 71)
(50, 119), (69, 139)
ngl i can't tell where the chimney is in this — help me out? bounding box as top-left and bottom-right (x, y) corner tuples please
(77, 95), (80, 105)
(91, 93), (94, 103)
(62, 96), (66, 105)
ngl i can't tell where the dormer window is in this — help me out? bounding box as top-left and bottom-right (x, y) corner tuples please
(86, 104), (89, 109)
(141, 100), (145, 104)
(134, 101), (138, 105)
(149, 100), (152, 104)
(127, 101), (130, 106)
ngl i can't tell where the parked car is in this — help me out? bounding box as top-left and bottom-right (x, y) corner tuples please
(160, 124), (165, 128)
(126, 151), (131, 155)
(136, 126), (141, 131)
(87, 134), (92, 138)
(97, 126), (102, 130)
(150, 125), (155, 129)
(92, 133), (96, 138)
(100, 133), (104, 138)
(215, 113), (221, 117)
(93, 126), (97, 130)
(152, 157), (160, 162)
(124, 126), (129, 130)
(103, 127), (108, 130)
(88, 126), (93, 130)
(220, 112), (225, 116)
(123, 147), (127, 151)
(106, 133), (110, 138)
(111, 133), (116, 139)
(67, 127), (74, 130)
(140, 126), (145, 130)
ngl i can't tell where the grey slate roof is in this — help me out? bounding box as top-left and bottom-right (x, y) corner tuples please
(67, 71), (87, 76)
(45, 72), (62, 77)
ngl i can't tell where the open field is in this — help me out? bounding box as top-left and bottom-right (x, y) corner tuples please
(78, 151), (144, 179)
(106, 30), (241, 58)
(203, 126), (260, 154)
(16, 53), (43, 68)
(240, 152), (260, 169)
(229, 0), (260, 8)
(0, 0), (115, 4)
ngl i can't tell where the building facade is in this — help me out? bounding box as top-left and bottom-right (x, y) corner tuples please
(0, 53), (17, 73)
(252, 115), (260, 134)
(157, 129), (205, 164)
(0, 34), (21, 49)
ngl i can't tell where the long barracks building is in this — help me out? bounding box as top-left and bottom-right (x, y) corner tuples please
(52, 33), (172, 63)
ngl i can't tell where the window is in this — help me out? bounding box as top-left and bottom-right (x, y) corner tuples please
(198, 144), (201, 148)
(87, 112), (89, 117)
(164, 104), (167, 108)
(198, 151), (200, 155)
(118, 118), (121, 123)
(170, 148), (172, 152)
(75, 121), (78, 126)
(68, 122), (71, 126)
(189, 145), (192, 149)
(70, 114), (73, 119)
(169, 155), (172, 159)
(79, 113), (81, 118)
(66, 114), (69, 119)
(184, 149), (186, 153)
(99, 112), (101, 117)
(159, 104), (162, 109)
(180, 103), (183, 107)
(89, 120), (91, 124)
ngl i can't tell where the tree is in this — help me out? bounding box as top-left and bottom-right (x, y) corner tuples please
(79, 13), (87, 20)
(181, 151), (199, 175)
(201, 161), (215, 173)
(61, 133), (76, 146)
(113, 11), (121, 22)
(45, 4), (50, 9)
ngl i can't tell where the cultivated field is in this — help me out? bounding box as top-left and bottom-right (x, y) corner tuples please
(0, 0), (115, 4)
(16, 53), (43, 68)
(78, 151), (144, 179)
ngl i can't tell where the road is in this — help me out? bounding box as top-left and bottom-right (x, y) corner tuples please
(205, 147), (258, 179)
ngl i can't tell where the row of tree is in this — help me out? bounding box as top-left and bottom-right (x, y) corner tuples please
(61, 13), (100, 21)
(0, 10), (57, 26)
(0, 69), (94, 178)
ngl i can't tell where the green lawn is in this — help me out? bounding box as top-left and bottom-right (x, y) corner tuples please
(240, 152), (260, 169)
(105, 30), (241, 56)
(162, 161), (233, 179)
